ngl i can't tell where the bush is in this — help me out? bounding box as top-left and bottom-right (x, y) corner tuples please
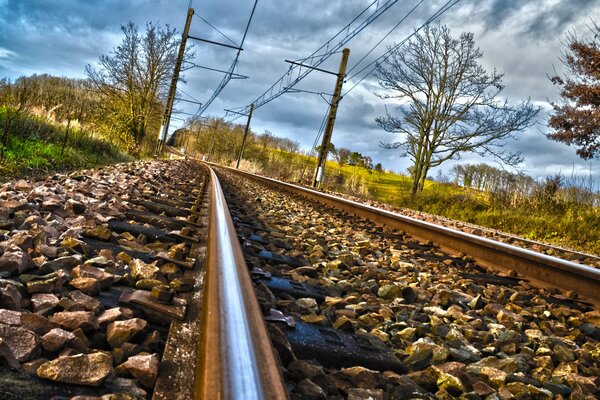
(0, 107), (129, 179)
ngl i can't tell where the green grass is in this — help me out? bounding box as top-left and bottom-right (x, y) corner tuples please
(316, 160), (600, 255)
(0, 109), (131, 181)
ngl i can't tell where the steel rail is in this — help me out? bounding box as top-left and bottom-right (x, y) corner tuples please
(195, 166), (288, 399)
(219, 165), (600, 307)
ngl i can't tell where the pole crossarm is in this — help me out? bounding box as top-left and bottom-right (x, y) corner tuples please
(195, 0), (258, 116)
(173, 111), (205, 117)
(284, 60), (341, 77)
(229, 0), (399, 120)
(174, 97), (203, 105)
(187, 35), (243, 51)
(224, 108), (250, 117)
(283, 87), (333, 98)
(184, 62), (249, 79)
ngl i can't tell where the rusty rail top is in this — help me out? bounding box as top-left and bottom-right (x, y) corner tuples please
(195, 166), (288, 399)
(216, 164), (600, 306)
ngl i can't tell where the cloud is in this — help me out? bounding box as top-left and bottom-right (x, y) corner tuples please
(0, 47), (15, 58)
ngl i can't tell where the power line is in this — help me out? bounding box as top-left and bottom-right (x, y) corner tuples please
(294, 50), (344, 63)
(346, 0), (425, 76)
(229, 0), (401, 121)
(177, 87), (203, 104)
(198, 15), (239, 47)
(300, 106), (330, 181)
(343, 0), (464, 96)
(192, 0), (258, 117)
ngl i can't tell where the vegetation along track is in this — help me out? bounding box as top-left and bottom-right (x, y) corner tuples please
(0, 160), (208, 399)
(215, 166), (600, 399)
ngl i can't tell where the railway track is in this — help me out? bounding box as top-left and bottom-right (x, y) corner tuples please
(0, 160), (599, 399)
(318, 190), (600, 268)
(222, 167), (600, 305)
(211, 165), (600, 399)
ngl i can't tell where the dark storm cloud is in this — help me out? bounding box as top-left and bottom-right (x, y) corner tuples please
(465, 0), (597, 37)
(524, 0), (598, 38)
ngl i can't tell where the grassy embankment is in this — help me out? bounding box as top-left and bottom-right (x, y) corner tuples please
(253, 150), (600, 255)
(0, 107), (131, 182)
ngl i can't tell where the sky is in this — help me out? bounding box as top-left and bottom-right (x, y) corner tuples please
(0, 0), (599, 185)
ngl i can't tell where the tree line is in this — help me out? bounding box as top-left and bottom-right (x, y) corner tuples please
(448, 163), (597, 210)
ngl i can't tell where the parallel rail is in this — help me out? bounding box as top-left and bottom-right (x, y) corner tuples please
(221, 166), (600, 307)
(195, 163), (600, 399)
(195, 166), (287, 399)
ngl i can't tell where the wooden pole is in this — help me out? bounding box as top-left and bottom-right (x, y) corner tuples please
(157, 7), (194, 155)
(235, 103), (254, 169)
(312, 48), (350, 188)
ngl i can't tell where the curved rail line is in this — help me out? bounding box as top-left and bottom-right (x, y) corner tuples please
(195, 165), (288, 399)
(215, 165), (600, 307)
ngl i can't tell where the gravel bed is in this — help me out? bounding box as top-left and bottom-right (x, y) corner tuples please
(219, 170), (600, 400)
(314, 188), (600, 268)
(0, 160), (204, 399)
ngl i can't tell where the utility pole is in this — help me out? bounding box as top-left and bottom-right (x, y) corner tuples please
(207, 121), (220, 161)
(235, 103), (254, 169)
(183, 130), (191, 156)
(157, 7), (194, 155)
(312, 48), (350, 188)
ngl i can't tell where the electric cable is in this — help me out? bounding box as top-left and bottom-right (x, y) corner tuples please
(300, 106), (330, 181)
(346, 0), (425, 76)
(192, 0), (259, 117)
(228, 0), (401, 121)
(198, 15), (239, 47)
(344, 0), (463, 96)
(177, 87), (203, 104)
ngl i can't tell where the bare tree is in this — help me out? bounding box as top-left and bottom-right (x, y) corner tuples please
(86, 22), (190, 155)
(334, 147), (351, 168)
(0, 77), (36, 149)
(375, 24), (539, 194)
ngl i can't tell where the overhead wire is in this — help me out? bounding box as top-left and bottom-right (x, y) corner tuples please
(294, 50), (344, 63)
(192, 0), (259, 117)
(301, 0), (462, 181)
(343, 0), (463, 96)
(228, 0), (401, 121)
(177, 87), (203, 104)
(345, 0), (425, 76)
(198, 15), (239, 47)
(300, 106), (330, 181)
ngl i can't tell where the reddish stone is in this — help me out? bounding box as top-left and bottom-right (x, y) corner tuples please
(42, 328), (76, 352)
(106, 318), (147, 348)
(0, 324), (41, 361)
(117, 353), (159, 389)
(69, 277), (100, 296)
(51, 311), (99, 332)
(20, 313), (59, 335)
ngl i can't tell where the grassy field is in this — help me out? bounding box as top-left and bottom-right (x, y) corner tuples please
(0, 109), (131, 182)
